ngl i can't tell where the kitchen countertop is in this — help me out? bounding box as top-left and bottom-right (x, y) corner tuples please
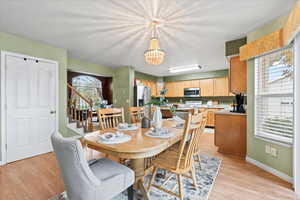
(215, 110), (247, 116)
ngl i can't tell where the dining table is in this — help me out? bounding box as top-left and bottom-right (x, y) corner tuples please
(83, 119), (185, 200)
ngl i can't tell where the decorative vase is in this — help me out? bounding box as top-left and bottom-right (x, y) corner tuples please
(152, 106), (162, 129)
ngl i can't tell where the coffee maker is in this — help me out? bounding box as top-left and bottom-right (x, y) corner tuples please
(232, 93), (246, 113)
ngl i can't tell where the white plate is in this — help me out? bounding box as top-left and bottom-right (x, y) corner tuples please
(98, 134), (131, 144)
(145, 129), (174, 139)
(117, 125), (139, 131)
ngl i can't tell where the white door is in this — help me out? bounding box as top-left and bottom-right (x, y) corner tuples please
(294, 34), (300, 198)
(5, 55), (57, 163)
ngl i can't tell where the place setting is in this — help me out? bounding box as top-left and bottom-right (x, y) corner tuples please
(145, 127), (175, 139)
(117, 123), (139, 131)
(97, 131), (131, 144)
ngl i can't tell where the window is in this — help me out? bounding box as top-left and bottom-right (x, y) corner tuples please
(255, 47), (294, 144)
(72, 75), (103, 109)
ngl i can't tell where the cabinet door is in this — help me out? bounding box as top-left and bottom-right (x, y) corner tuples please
(230, 56), (247, 94)
(199, 79), (214, 96)
(190, 80), (200, 88)
(151, 81), (157, 96)
(165, 82), (175, 97)
(207, 111), (214, 127)
(176, 81), (185, 97)
(164, 82), (171, 97)
(214, 77), (229, 96)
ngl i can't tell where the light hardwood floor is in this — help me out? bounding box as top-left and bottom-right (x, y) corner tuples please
(0, 133), (297, 200)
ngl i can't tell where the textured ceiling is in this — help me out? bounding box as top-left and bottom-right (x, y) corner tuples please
(0, 0), (296, 76)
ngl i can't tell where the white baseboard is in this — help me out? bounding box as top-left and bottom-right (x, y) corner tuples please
(246, 156), (293, 184)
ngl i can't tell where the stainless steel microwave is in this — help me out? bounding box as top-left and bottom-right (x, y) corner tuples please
(184, 88), (200, 97)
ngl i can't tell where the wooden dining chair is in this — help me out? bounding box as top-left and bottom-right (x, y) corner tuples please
(193, 111), (207, 168)
(129, 107), (144, 123)
(98, 108), (125, 130)
(147, 113), (203, 200)
(169, 111), (207, 169)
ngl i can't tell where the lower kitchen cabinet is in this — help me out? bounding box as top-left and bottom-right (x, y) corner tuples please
(215, 112), (247, 158)
(205, 108), (224, 127)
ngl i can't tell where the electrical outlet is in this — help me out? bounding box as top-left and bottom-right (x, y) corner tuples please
(270, 147), (278, 157)
(265, 144), (271, 154)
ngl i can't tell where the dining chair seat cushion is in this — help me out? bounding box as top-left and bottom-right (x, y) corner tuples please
(89, 158), (134, 199)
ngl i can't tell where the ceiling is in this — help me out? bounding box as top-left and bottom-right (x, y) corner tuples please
(0, 0), (296, 76)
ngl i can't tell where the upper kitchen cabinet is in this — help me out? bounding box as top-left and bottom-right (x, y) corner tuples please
(165, 81), (175, 97)
(183, 80), (200, 88)
(229, 56), (247, 94)
(199, 79), (214, 96)
(214, 77), (229, 96)
(136, 79), (157, 96)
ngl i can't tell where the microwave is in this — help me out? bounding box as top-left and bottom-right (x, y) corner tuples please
(184, 88), (200, 97)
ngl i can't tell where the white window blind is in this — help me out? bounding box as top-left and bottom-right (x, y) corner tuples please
(255, 47), (294, 144)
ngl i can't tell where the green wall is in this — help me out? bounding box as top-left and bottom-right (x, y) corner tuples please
(246, 15), (293, 177)
(164, 69), (228, 82)
(135, 71), (160, 82)
(113, 67), (135, 122)
(68, 58), (115, 77)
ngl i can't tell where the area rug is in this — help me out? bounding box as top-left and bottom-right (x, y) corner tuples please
(49, 154), (221, 200)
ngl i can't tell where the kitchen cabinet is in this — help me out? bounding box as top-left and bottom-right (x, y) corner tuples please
(183, 80), (200, 88)
(229, 56), (247, 94)
(213, 77), (229, 96)
(206, 108), (224, 127)
(215, 112), (247, 158)
(136, 79), (157, 96)
(163, 76), (231, 97)
(176, 82), (184, 97)
(165, 81), (176, 97)
(199, 79), (214, 96)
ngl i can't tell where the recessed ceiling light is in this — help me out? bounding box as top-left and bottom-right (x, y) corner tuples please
(168, 65), (202, 73)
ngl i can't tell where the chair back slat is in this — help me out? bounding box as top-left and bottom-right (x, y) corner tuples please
(98, 108), (125, 130)
(129, 107), (145, 123)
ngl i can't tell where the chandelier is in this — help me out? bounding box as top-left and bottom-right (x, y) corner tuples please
(144, 21), (165, 65)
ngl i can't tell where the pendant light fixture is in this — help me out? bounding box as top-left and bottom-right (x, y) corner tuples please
(144, 21), (165, 65)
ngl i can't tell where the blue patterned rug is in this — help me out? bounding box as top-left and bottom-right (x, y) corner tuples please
(50, 154), (221, 200)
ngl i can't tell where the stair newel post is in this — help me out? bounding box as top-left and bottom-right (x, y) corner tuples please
(87, 99), (93, 132)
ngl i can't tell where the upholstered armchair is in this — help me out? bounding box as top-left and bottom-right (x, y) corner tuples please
(51, 133), (134, 200)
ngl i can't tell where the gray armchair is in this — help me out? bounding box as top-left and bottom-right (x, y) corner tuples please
(51, 133), (134, 200)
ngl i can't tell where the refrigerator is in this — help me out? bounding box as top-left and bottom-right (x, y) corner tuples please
(134, 86), (151, 107)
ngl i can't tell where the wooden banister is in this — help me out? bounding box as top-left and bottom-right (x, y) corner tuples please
(67, 83), (93, 133)
(67, 83), (93, 107)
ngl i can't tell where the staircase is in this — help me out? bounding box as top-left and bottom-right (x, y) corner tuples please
(67, 83), (94, 134)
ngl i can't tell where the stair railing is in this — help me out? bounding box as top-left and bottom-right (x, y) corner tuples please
(67, 83), (93, 133)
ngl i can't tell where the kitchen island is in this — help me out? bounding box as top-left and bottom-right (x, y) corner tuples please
(214, 111), (247, 158)
(160, 104), (229, 128)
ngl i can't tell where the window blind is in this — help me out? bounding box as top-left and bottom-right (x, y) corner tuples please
(255, 47), (294, 144)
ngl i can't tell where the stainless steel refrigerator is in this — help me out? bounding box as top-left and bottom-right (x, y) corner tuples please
(134, 86), (151, 107)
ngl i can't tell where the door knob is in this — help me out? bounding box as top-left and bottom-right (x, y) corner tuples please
(50, 110), (56, 114)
